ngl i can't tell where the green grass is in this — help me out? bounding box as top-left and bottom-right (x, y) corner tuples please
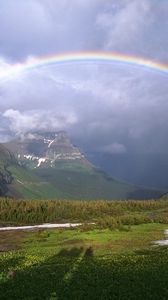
(21, 223), (168, 255)
(0, 199), (168, 299)
(53, 161), (94, 173)
(0, 224), (168, 299)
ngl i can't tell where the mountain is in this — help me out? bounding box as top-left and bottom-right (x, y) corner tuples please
(0, 143), (63, 199)
(6, 131), (89, 169)
(4, 131), (163, 200)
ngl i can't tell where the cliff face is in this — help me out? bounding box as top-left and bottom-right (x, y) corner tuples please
(6, 131), (89, 169)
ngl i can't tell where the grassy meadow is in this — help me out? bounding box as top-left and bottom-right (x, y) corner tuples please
(0, 198), (168, 299)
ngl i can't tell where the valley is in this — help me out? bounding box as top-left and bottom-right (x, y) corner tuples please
(0, 131), (164, 200)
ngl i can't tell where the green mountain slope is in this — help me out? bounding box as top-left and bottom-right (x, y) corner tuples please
(0, 144), (15, 196)
(33, 161), (162, 200)
(8, 165), (64, 199)
(3, 132), (164, 200)
(0, 144), (63, 199)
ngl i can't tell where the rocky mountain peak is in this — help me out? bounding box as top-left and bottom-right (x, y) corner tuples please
(5, 131), (89, 168)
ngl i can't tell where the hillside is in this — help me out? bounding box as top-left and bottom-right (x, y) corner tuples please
(8, 165), (64, 199)
(33, 161), (162, 200)
(0, 144), (15, 196)
(0, 144), (63, 199)
(4, 132), (163, 200)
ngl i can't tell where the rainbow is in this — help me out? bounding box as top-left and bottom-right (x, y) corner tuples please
(1, 52), (168, 81)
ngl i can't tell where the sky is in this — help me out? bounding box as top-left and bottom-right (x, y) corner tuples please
(0, 0), (168, 154)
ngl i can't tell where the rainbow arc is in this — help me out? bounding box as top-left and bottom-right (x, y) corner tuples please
(1, 52), (168, 80)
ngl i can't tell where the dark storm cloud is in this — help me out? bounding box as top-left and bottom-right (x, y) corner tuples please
(0, 0), (168, 153)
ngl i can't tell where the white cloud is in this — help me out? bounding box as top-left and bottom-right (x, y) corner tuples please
(3, 109), (77, 134)
(0, 0), (168, 153)
(96, 0), (152, 52)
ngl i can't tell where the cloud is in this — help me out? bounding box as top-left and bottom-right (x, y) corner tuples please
(3, 109), (78, 134)
(0, 0), (168, 155)
(0, 0), (101, 60)
(95, 0), (152, 53)
(0, 0), (54, 59)
(1, 0), (168, 61)
(1, 57), (168, 153)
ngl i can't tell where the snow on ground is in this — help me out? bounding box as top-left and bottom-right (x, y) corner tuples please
(0, 223), (82, 231)
(43, 138), (55, 148)
(155, 229), (168, 245)
(24, 155), (39, 161)
(155, 240), (168, 245)
(48, 140), (54, 148)
(37, 158), (46, 167)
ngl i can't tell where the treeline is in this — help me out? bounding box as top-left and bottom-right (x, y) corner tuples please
(0, 198), (168, 227)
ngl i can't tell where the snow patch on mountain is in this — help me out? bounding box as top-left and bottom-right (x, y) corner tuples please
(37, 158), (46, 167)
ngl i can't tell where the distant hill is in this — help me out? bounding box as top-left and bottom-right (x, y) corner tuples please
(3, 131), (163, 200)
